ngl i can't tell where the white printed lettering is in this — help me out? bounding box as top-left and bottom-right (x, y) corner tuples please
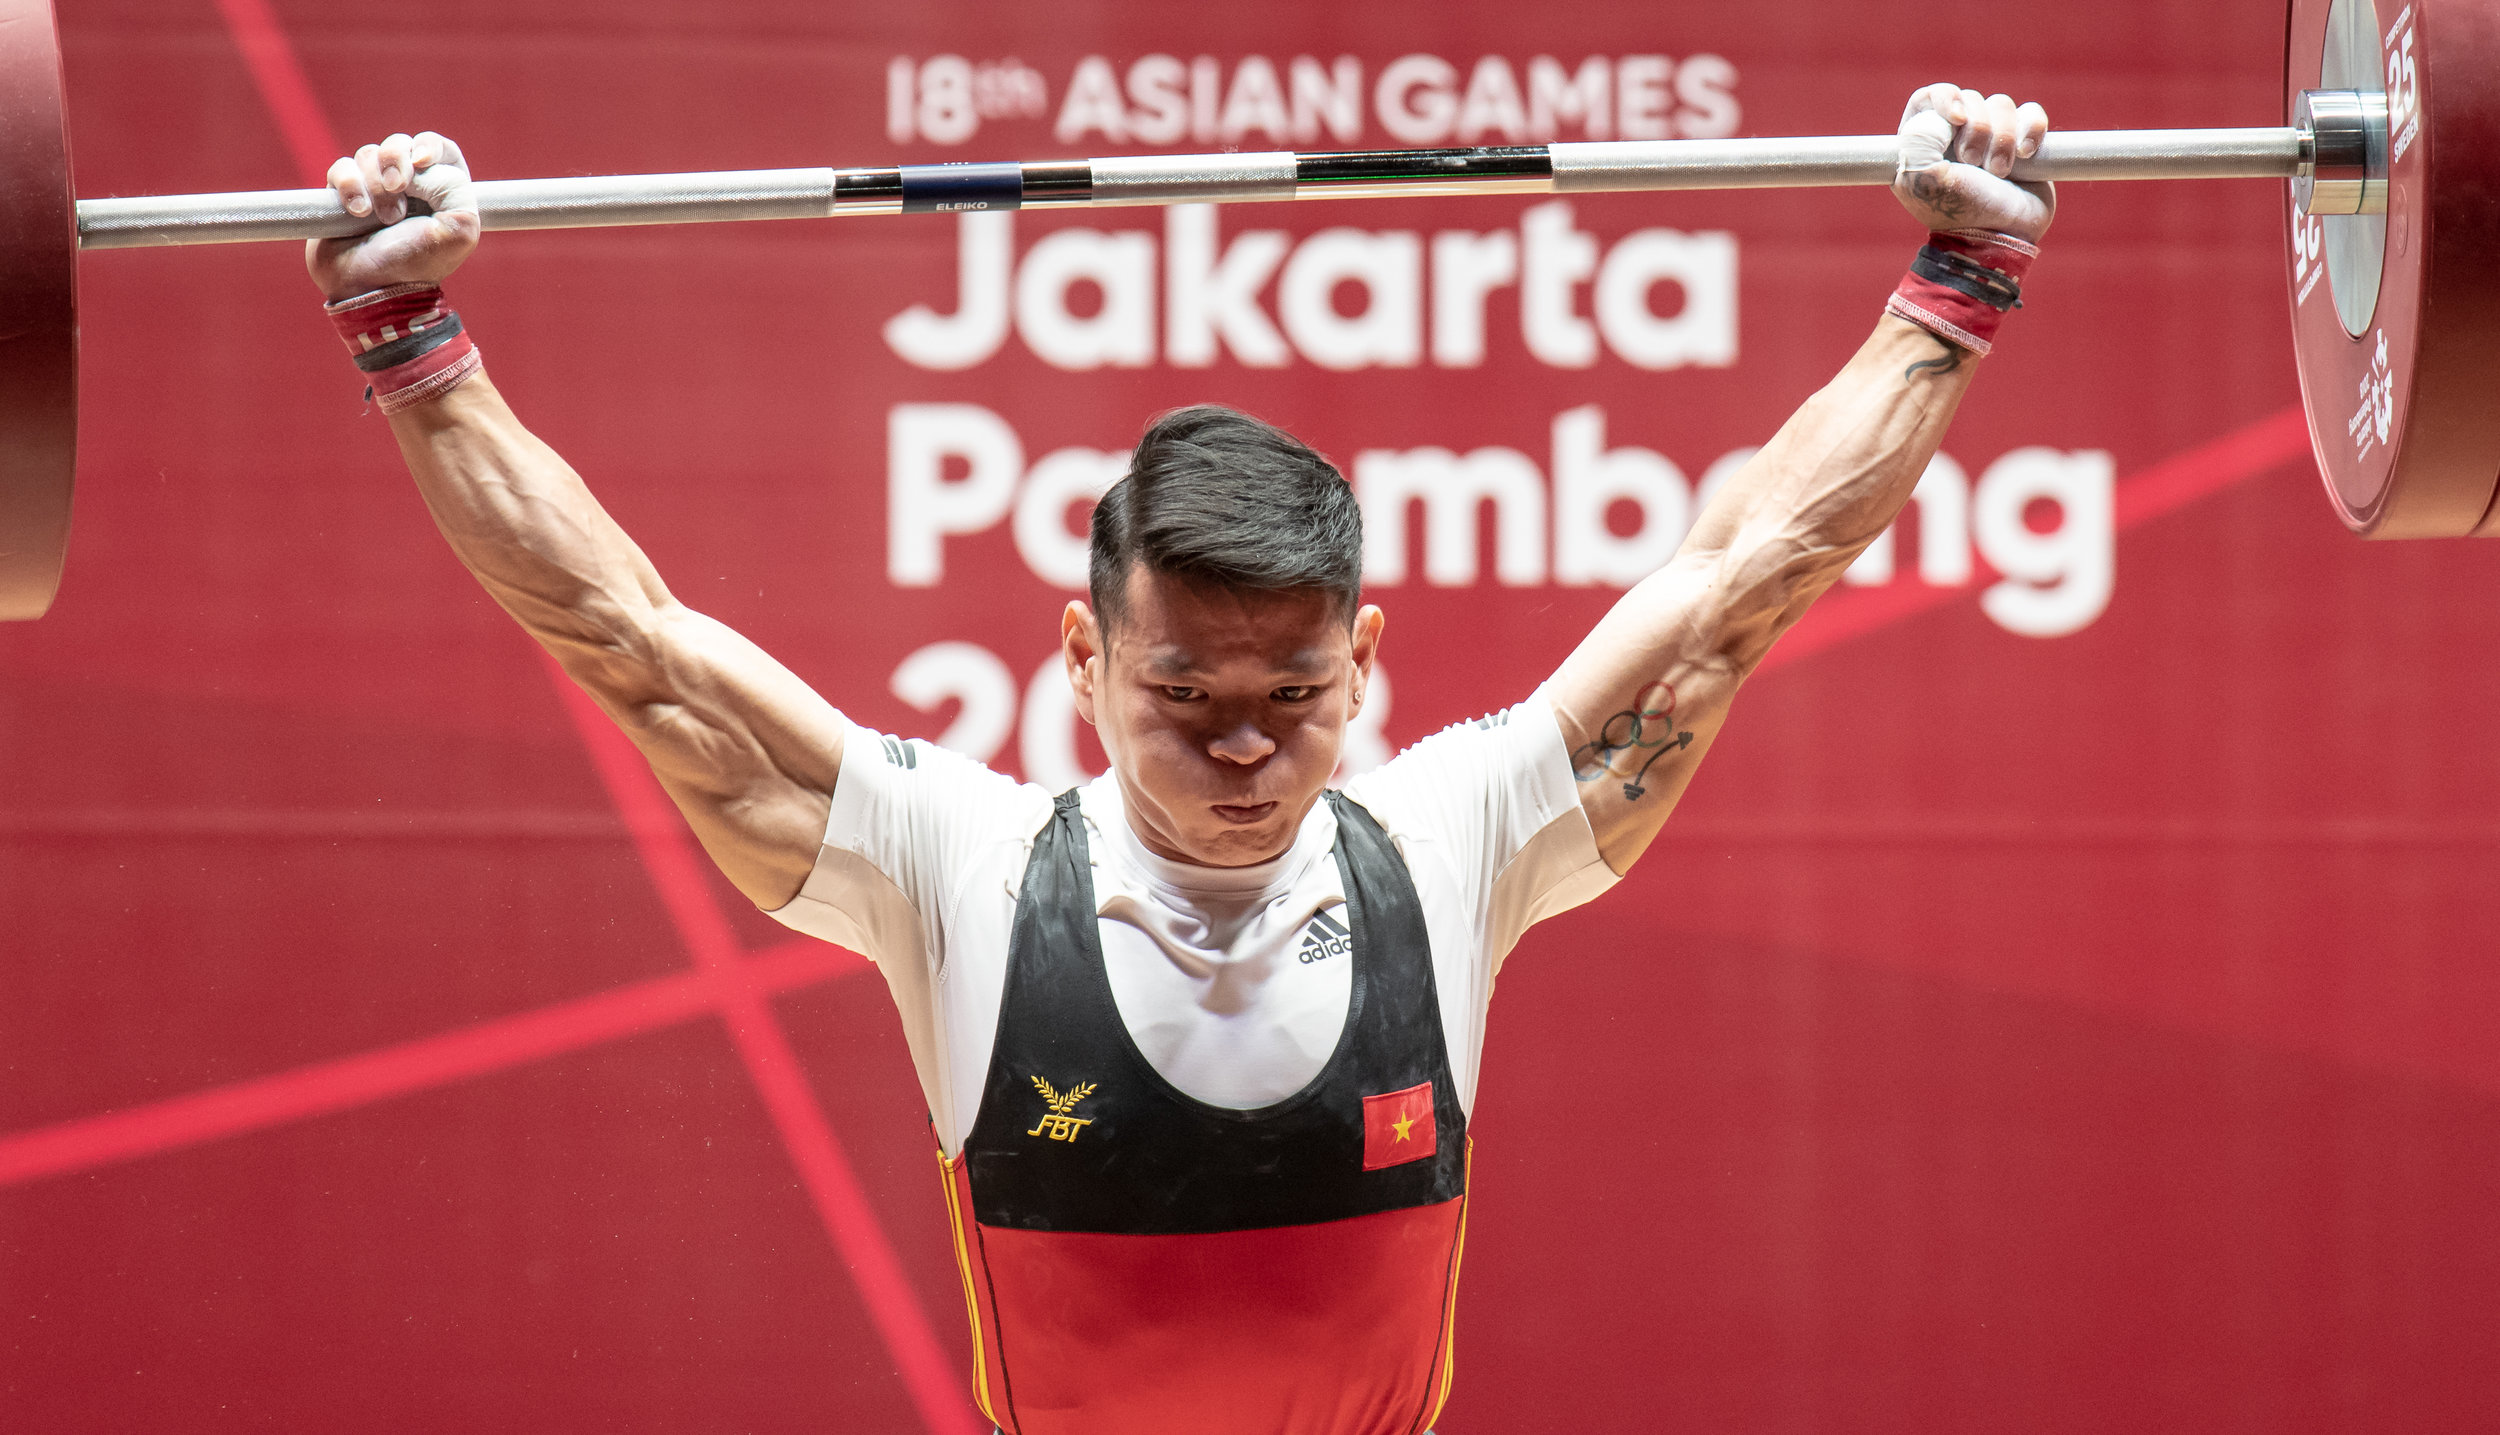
(1055, 55), (1127, 143)
(1527, 56), (1610, 139)
(1377, 54), (1460, 143)
(1457, 57), (1529, 143)
(883, 406), (2115, 639)
(1552, 406), (1690, 586)
(1972, 448), (2114, 637)
(887, 56), (916, 143)
(1279, 229), (1422, 370)
(1673, 55), (1741, 138)
(1291, 56), (1364, 143)
(1014, 449), (1126, 589)
(891, 642), (1018, 762)
(1191, 55), (1222, 142)
(1593, 228), (1737, 370)
(918, 55), (979, 144)
(1520, 202), (1599, 368)
(1617, 55), (1673, 140)
(1220, 56), (1293, 143)
(1357, 446), (1547, 586)
(1429, 229), (1520, 367)
(1015, 228), (1156, 370)
(1125, 54), (1190, 144)
(1166, 206), (1291, 367)
(888, 403), (1025, 585)
(883, 211), (1011, 370)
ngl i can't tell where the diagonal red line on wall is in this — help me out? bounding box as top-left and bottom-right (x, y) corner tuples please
(1759, 405), (2313, 673)
(2108, 406), (2317, 528)
(208, 0), (337, 186)
(1760, 404), (2316, 671)
(0, 938), (863, 1188)
(0, 384), (2305, 1408)
(195, 9), (983, 1432)
(539, 660), (979, 1435)
(12, 8), (2320, 1422)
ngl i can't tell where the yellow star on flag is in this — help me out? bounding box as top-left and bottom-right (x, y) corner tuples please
(1390, 1112), (1416, 1143)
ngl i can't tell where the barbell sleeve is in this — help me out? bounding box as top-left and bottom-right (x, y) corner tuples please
(73, 126), (2312, 251)
(1552, 126), (2309, 190)
(75, 168), (849, 250)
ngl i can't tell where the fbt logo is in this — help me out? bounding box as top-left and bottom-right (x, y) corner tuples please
(884, 52), (1740, 149)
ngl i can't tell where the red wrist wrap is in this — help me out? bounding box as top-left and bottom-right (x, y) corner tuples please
(324, 282), (482, 414)
(1884, 229), (2039, 357)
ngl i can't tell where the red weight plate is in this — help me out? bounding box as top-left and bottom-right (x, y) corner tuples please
(2287, 0), (2500, 538)
(0, 0), (77, 618)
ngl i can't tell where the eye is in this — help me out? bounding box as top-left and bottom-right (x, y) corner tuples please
(1272, 685), (1318, 703)
(1160, 686), (1203, 702)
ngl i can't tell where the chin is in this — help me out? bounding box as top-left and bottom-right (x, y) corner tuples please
(1186, 813), (1296, 864)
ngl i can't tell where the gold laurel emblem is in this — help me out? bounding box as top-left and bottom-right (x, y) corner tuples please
(1026, 1075), (1098, 1143)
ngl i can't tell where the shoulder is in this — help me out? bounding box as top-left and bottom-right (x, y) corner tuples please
(1342, 691), (1573, 834)
(825, 717), (1056, 864)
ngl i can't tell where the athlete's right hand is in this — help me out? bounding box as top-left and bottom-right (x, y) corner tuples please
(306, 132), (480, 301)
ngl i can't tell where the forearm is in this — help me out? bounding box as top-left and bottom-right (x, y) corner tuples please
(1676, 313), (1975, 669)
(387, 372), (840, 902)
(386, 370), (678, 679)
(316, 134), (839, 910)
(1549, 314), (1978, 869)
(1539, 84), (2053, 874)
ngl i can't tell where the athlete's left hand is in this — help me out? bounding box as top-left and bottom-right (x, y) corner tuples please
(1891, 84), (2055, 243)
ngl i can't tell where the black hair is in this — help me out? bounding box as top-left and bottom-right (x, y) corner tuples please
(1088, 405), (1363, 633)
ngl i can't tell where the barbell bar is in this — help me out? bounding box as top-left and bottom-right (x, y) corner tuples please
(2, 0), (2493, 623)
(75, 126), (2320, 250)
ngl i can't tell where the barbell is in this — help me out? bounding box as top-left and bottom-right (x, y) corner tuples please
(2, 0), (2493, 621)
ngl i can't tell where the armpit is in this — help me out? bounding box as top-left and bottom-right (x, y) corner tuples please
(1485, 805), (1619, 976)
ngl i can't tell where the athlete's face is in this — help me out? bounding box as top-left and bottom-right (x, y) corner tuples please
(1065, 564), (1382, 868)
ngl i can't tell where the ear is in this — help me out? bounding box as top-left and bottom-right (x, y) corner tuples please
(1348, 604), (1385, 714)
(1063, 601), (1104, 726)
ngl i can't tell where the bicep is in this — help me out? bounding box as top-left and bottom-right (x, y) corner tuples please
(1544, 553), (1755, 875)
(1352, 695), (1618, 942)
(555, 601), (844, 908)
(389, 383), (844, 905)
(1550, 321), (1970, 872)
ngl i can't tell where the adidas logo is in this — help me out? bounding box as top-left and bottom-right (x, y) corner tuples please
(1297, 909), (1352, 965)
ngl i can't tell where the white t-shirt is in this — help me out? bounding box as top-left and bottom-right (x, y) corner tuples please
(767, 693), (1617, 1155)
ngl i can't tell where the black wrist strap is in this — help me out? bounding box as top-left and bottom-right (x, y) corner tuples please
(1911, 245), (2024, 312)
(351, 312), (465, 372)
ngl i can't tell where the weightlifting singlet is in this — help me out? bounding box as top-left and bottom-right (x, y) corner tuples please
(938, 789), (1471, 1435)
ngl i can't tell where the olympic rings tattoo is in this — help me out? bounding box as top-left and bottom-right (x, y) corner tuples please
(1569, 681), (1696, 801)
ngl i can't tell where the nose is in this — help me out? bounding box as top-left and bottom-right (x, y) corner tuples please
(1207, 721), (1276, 767)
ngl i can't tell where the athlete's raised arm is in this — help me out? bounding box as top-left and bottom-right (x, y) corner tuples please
(310, 132), (842, 908)
(1546, 85), (2054, 875)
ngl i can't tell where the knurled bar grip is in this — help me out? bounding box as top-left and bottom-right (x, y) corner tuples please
(75, 128), (2310, 250)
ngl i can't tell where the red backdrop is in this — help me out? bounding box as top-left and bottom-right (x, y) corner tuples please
(7, 1), (2499, 1431)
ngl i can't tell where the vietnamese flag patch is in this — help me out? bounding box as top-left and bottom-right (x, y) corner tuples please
(1361, 1082), (1438, 1170)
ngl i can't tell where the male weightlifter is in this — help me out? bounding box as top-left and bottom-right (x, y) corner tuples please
(311, 83), (2052, 1435)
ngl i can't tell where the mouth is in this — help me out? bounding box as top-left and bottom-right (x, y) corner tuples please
(1209, 802), (1278, 826)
